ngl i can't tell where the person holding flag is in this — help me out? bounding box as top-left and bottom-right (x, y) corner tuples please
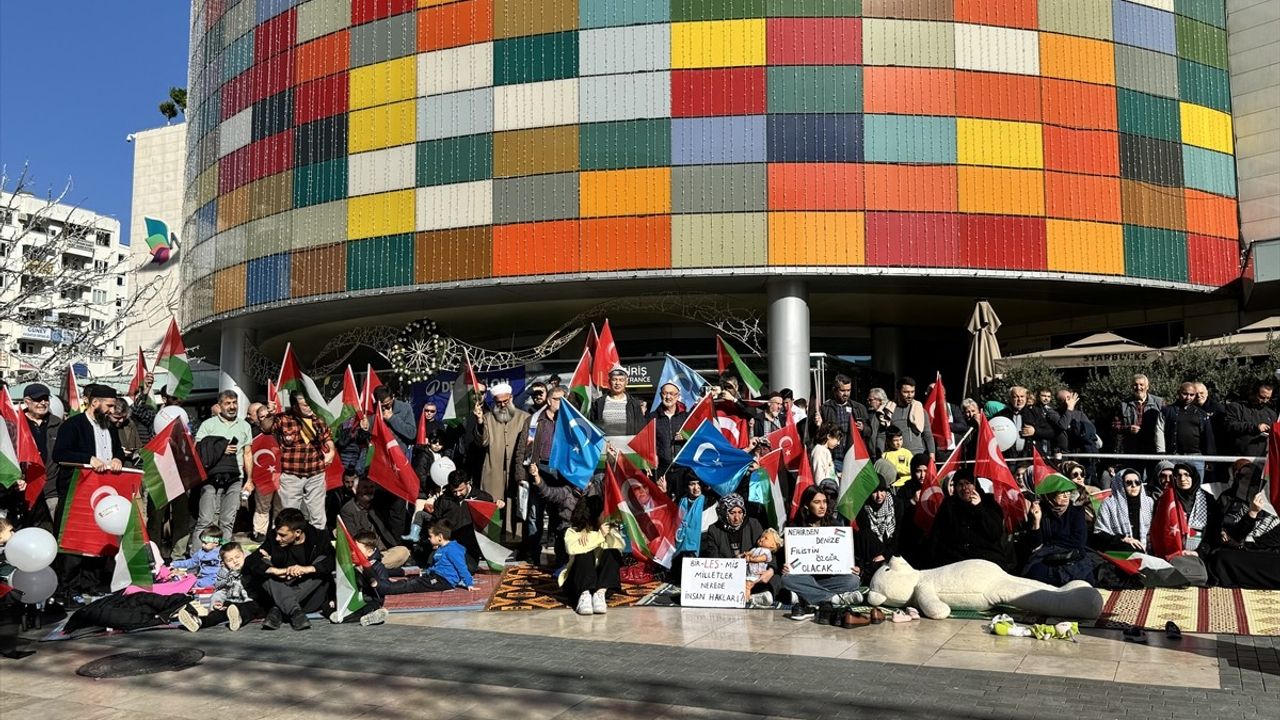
(260, 394), (337, 530)
(19, 383), (61, 522)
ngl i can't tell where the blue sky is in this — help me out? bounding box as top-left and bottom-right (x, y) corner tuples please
(0, 2), (190, 236)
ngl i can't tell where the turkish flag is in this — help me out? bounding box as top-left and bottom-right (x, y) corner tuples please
(767, 422), (804, 470)
(367, 411), (419, 503)
(592, 319), (621, 388)
(915, 451), (951, 535)
(249, 434), (281, 495)
(788, 450), (816, 522)
(975, 414), (1024, 532)
(713, 400), (753, 449)
(923, 371), (953, 452)
(58, 468), (143, 557)
(1148, 484), (1189, 560)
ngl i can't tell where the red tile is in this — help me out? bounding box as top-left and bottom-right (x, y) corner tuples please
(766, 18), (860, 65)
(672, 68), (767, 117)
(865, 212), (960, 267)
(958, 215), (1047, 270)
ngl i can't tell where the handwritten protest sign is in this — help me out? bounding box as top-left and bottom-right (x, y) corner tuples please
(784, 526), (853, 575)
(681, 558), (746, 608)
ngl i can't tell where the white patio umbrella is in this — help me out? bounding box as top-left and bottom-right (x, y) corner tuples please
(1167, 316), (1279, 357)
(997, 332), (1161, 371)
(964, 300), (1002, 399)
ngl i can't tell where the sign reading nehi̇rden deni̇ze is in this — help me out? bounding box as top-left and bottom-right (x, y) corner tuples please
(681, 558), (747, 608)
(784, 527), (854, 575)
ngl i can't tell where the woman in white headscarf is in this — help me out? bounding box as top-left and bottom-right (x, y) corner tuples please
(1092, 468), (1153, 553)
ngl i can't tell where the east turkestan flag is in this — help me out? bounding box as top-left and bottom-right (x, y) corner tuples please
(672, 420), (754, 496)
(465, 498), (510, 571)
(334, 518), (371, 622)
(140, 418), (207, 508)
(154, 318), (193, 401)
(651, 355), (708, 412)
(549, 399), (606, 490)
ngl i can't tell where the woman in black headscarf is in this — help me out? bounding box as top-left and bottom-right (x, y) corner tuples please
(1208, 461), (1280, 588)
(927, 470), (1014, 570)
(854, 470), (900, 579)
(1165, 462), (1219, 587)
(700, 493), (779, 604)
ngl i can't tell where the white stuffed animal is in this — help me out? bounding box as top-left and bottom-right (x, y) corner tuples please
(865, 556), (1103, 620)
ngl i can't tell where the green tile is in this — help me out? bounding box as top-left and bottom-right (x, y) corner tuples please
(1175, 0), (1225, 29)
(1117, 88), (1181, 142)
(767, 66), (861, 113)
(494, 31), (579, 86)
(1176, 16), (1228, 70)
(418, 135), (493, 187)
(1124, 225), (1188, 282)
(580, 119), (671, 170)
(1178, 59), (1231, 113)
(672, 0), (766, 20)
(347, 233), (414, 291)
(766, 0), (861, 16)
(293, 157), (348, 208)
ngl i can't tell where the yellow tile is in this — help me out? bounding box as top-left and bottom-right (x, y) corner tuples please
(672, 19), (766, 69)
(1046, 219), (1125, 274)
(348, 99), (417, 153)
(580, 168), (671, 217)
(768, 211), (866, 265)
(958, 166), (1045, 215)
(347, 189), (416, 239)
(1180, 102), (1234, 154)
(958, 118), (1044, 169)
(349, 56), (417, 111)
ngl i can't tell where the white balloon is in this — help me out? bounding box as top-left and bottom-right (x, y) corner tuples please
(430, 455), (456, 487)
(10, 567), (58, 604)
(93, 494), (133, 535)
(4, 527), (58, 572)
(988, 416), (1018, 452)
(48, 395), (65, 419)
(153, 405), (190, 435)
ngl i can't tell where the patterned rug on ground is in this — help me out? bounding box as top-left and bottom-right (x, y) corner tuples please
(381, 570), (501, 612)
(1093, 588), (1280, 635)
(485, 564), (663, 611)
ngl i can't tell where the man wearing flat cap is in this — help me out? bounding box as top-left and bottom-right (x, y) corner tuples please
(469, 382), (528, 531)
(20, 383), (63, 523)
(589, 368), (645, 436)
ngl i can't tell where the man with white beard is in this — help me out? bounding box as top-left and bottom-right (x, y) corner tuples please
(470, 383), (529, 534)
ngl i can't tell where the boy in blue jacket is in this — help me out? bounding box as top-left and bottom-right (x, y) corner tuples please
(333, 521), (476, 625)
(169, 526), (223, 589)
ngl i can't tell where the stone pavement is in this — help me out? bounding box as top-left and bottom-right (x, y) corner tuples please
(3, 607), (1276, 720)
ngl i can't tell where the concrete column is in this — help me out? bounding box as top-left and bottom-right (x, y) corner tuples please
(218, 323), (253, 394)
(767, 278), (811, 399)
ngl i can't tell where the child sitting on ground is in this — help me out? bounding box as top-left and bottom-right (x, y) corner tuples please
(743, 528), (782, 604)
(169, 526), (223, 589)
(177, 542), (263, 632)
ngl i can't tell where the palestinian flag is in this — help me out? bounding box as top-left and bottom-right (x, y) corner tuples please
(154, 318), (193, 401)
(276, 344), (351, 430)
(0, 386), (47, 508)
(325, 450), (346, 491)
(1097, 550), (1186, 587)
(1031, 446), (1056, 485)
(678, 393), (714, 439)
(567, 343), (597, 413)
(836, 423), (880, 521)
(366, 411), (418, 503)
(140, 417), (206, 508)
(0, 411), (20, 489)
(58, 468), (144, 556)
(1088, 489), (1113, 513)
(604, 453), (677, 568)
(715, 336), (763, 399)
(266, 379), (280, 410)
(334, 518), (371, 622)
(110, 499), (153, 591)
(748, 449), (787, 530)
(604, 418), (657, 471)
(127, 347), (149, 397)
(1034, 473), (1076, 496)
(464, 498), (509, 571)
(64, 365), (83, 416)
(338, 366), (361, 427)
(592, 319), (621, 388)
(585, 322), (600, 358)
(445, 349), (481, 425)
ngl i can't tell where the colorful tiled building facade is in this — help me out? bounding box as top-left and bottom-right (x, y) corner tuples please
(182, 0), (1242, 328)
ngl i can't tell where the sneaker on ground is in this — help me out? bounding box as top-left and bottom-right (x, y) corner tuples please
(227, 604), (243, 632)
(749, 591), (774, 608)
(592, 589), (608, 614)
(262, 607), (283, 631)
(830, 591), (864, 607)
(290, 612), (311, 631)
(575, 591), (594, 616)
(360, 608), (388, 626)
(177, 606), (200, 633)
(788, 602), (815, 621)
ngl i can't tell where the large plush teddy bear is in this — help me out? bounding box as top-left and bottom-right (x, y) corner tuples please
(864, 557), (1104, 620)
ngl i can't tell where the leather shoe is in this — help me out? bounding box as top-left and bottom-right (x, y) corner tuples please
(868, 607), (886, 624)
(842, 611), (871, 628)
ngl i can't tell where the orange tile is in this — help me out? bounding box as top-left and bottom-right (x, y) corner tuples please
(580, 216), (672, 271)
(1184, 189), (1238, 239)
(1045, 172), (1122, 223)
(958, 167), (1044, 216)
(954, 0), (1036, 28)
(768, 212), (865, 265)
(1041, 79), (1117, 130)
(864, 165), (958, 212)
(1040, 33), (1115, 86)
(419, 0), (492, 51)
(491, 220), (579, 276)
(863, 67), (956, 116)
(1043, 125), (1120, 176)
(580, 168), (671, 218)
(956, 71), (1041, 122)
(768, 163), (865, 211)
(295, 31), (349, 85)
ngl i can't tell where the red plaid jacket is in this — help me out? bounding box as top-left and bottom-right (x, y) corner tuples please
(272, 412), (333, 477)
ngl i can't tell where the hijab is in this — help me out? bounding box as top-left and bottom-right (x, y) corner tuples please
(717, 493), (746, 532)
(1095, 467), (1153, 545)
(865, 476), (896, 543)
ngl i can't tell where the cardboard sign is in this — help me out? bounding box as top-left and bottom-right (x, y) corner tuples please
(680, 557), (746, 608)
(784, 526), (854, 575)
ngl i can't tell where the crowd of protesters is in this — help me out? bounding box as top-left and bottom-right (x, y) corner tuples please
(0, 361), (1276, 640)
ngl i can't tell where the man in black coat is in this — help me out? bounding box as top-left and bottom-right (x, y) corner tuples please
(50, 383), (127, 604)
(996, 386), (1060, 459)
(243, 508), (334, 630)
